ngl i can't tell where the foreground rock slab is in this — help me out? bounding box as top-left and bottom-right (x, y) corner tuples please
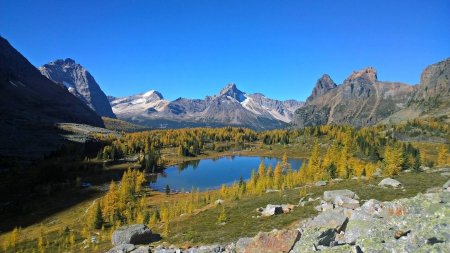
(307, 210), (348, 231)
(244, 229), (300, 253)
(111, 224), (152, 245)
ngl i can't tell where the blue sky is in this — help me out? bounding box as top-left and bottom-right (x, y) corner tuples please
(1, 1), (449, 102)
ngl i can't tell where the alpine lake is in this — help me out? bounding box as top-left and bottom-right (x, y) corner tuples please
(148, 156), (305, 192)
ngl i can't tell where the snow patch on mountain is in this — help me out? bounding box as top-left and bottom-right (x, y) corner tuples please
(111, 90), (170, 118)
(240, 97), (262, 115)
(62, 81), (75, 89)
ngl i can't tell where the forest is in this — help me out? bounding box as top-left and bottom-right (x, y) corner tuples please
(0, 117), (449, 252)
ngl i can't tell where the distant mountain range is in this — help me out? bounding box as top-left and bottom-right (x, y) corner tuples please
(291, 58), (450, 128)
(39, 59), (116, 118)
(108, 84), (305, 130)
(2, 34), (449, 155)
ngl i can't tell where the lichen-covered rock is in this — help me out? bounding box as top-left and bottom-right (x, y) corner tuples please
(334, 195), (360, 209)
(235, 237), (251, 253)
(111, 224), (152, 245)
(290, 228), (336, 252)
(107, 244), (136, 253)
(132, 246), (151, 253)
(186, 244), (225, 253)
(320, 203), (334, 212)
(344, 218), (393, 244)
(323, 190), (358, 201)
(343, 209), (376, 221)
(153, 246), (178, 253)
(244, 229), (300, 253)
(307, 210), (348, 231)
(201, 245), (225, 253)
(361, 199), (384, 215)
(443, 179), (450, 189)
(378, 178), (403, 188)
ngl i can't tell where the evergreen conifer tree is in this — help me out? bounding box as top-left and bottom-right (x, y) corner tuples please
(94, 201), (103, 229)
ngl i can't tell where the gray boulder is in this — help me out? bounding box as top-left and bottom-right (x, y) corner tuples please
(235, 237), (251, 253)
(315, 181), (327, 186)
(323, 190), (358, 201)
(107, 244), (136, 253)
(307, 210), (348, 231)
(153, 246), (180, 253)
(290, 227), (340, 252)
(320, 203), (334, 212)
(244, 229), (300, 253)
(261, 204), (283, 216)
(132, 246), (151, 253)
(195, 244), (225, 253)
(261, 204), (284, 216)
(344, 209), (376, 221)
(334, 195), (360, 209)
(378, 178), (403, 188)
(443, 179), (450, 188)
(111, 224), (152, 245)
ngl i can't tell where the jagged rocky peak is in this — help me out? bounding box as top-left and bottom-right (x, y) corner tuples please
(40, 58), (116, 118)
(344, 67), (378, 85)
(217, 83), (246, 102)
(43, 58), (78, 69)
(306, 74), (337, 102)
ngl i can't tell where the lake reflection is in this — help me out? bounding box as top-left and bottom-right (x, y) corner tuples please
(149, 156), (304, 192)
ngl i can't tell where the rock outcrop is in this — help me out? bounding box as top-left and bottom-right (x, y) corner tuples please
(293, 67), (414, 128)
(143, 184), (450, 252)
(244, 229), (300, 253)
(383, 57), (450, 124)
(40, 58), (116, 118)
(111, 224), (152, 245)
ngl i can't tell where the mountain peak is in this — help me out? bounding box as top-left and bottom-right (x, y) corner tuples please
(142, 90), (164, 100)
(344, 67), (378, 85)
(217, 83), (246, 102)
(40, 58), (116, 118)
(64, 58), (76, 64)
(306, 74), (337, 103)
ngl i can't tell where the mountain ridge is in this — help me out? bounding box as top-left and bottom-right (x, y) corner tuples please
(292, 58), (450, 129)
(109, 84), (304, 130)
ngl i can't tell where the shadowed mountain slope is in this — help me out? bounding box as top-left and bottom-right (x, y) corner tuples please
(0, 36), (104, 163)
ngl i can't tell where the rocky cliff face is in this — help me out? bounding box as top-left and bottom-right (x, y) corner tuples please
(109, 84), (304, 130)
(0, 36), (104, 161)
(293, 67), (413, 128)
(381, 58), (450, 124)
(39, 59), (116, 118)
